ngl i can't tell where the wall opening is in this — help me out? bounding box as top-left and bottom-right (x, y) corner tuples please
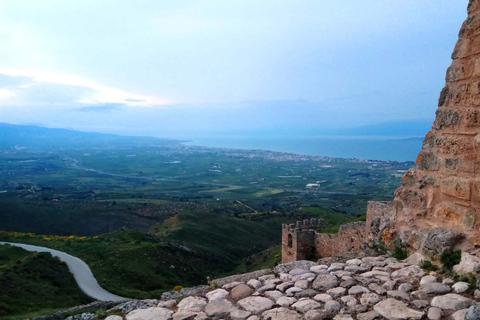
(288, 234), (293, 248)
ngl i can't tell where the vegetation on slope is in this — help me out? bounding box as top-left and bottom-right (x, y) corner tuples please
(0, 244), (92, 320)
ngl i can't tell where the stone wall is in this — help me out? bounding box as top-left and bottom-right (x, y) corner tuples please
(281, 219), (366, 263)
(367, 0), (480, 259)
(315, 221), (366, 258)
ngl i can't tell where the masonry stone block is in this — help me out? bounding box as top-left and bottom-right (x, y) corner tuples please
(441, 177), (471, 200)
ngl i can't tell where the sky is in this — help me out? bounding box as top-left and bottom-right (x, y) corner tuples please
(0, 1), (469, 139)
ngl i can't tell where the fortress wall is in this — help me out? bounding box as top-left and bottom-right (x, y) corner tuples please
(315, 221), (366, 258)
(368, 0), (480, 257)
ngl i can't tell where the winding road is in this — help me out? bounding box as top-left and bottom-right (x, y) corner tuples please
(0, 242), (127, 301)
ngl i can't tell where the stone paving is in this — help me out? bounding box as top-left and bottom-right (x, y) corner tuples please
(91, 255), (480, 320)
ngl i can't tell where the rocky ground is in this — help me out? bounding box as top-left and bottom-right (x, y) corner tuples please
(67, 255), (480, 320)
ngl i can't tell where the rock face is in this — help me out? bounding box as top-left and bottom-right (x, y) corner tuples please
(366, 0), (480, 258)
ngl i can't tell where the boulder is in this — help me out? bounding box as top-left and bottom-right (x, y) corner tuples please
(291, 299), (322, 313)
(262, 307), (303, 320)
(465, 305), (480, 320)
(452, 282), (470, 293)
(237, 296), (274, 313)
(312, 274), (339, 291)
(419, 283), (451, 294)
(431, 293), (476, 310)
(177, 297), (207, 312)
(204, 299), (234, 319)
(421, 228), (464, 258)
(453, 252), (480, 274)
(373, 299), (424, 320)
(230, 284), (254, 301)
(126, 307), (173, 320)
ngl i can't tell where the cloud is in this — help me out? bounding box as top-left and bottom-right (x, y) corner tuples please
(72, 103), (124, 113)
(0, 69), (173, 107)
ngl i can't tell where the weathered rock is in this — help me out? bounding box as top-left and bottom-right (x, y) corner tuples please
(324, 300), (341, 311)
(327, 263), (346, 272)
(348, 285), (370, 295)
(341, 295), (358, 307)
(290, 268), (311, 276)
(257, 283), (276, 294)
(360, 293), (380, 306)
(247, 279), (262, 290)
(264, 290), (283, 302)
(419, 282), (451, 294)
(452, 281), (470, 293)
(223, 281), (243, 290)
(304, 309), (334, 320)
(114, 300), (158, 314)
(285, 286), (303, 296)
(292, 299), (322, 313)
(453, 252), (480, 274)
(258, 274), (276, 282)
(206, 289), (228, 302)
(105, 316), (123, 320)
(276, 281), (293, 292)
(66, 314), (94, 320)
(275, 261), (317, 274)
(314, 293), (333, 303)
(451, 309), (468, 320)
(391, 266), (426, 279)
(403, 252), (424, 265)
(230, 308), (252, 320)
(327, 287), (346, 298)
(368, 283), (387, 295)
(230, 284), (254, 301)
(421, 228), (464, 258)
(157, 300), (177, 308)
(465, 305), (480, 320)
(177, 297), (207, 312)
(387, 290), (410, 301)
(310, 265), (329, 274)
(430, 293), (476, 310)
(295, 280), (309, 289)
(172, 311), (198, 320)
(204, 299), (234, 319)
(262, 307), (303, 320)
(126, 307), (173, 320)
(237, 296), (274, 313)
(398, 283), (413, 292)
(410, 291), (428, 301)
(346, 258), (363, 266)
(442, 278), (454, 285)
(276, 296), (297, 307)
(357, 310), (381, 320)
(333, 315), (354, 320)
(427, 307), (442, 320)
(294, 289), (319, 298)
(420, 275), (437, 285)
(373, 299), (424, 320)
(411, 300), (429, 309)
(312, 274), (339, 291)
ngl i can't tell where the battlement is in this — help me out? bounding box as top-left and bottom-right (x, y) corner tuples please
(282, 218), (322, 232)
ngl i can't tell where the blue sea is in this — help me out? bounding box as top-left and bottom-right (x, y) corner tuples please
(183, 136), (423, 162)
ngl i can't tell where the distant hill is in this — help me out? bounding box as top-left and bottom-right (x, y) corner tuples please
(0, 123), (179, 149)
(339, 120), (432, 137)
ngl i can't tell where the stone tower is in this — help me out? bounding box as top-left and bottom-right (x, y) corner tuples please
(281, 219), (321, 263)
(369, 0), (480, 257)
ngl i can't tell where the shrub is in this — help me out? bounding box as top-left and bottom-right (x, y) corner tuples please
(392, 245), (408, 260)
(173, 285), (183, 291)
(420, 260), (439, 272)
(94, 309), (107, 319)
(440, 250), (461, 272)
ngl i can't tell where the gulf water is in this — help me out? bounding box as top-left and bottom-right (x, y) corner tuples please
(183, 136), (422, 162)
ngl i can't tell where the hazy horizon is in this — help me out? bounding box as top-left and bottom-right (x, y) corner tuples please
(0, 1), (467, 139)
